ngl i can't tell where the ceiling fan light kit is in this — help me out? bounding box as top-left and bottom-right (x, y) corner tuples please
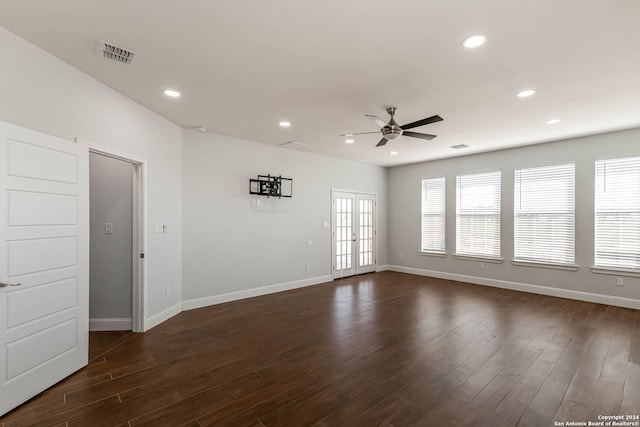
(345, 107), (443, 147)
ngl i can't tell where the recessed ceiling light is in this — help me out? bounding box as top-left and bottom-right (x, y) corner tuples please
(279, 121), (291, 127)
(163, 89), (181, 98)
(463, 35), (486, 48)
(517, 89), (536, 98)
(546, 119), (561, 125)
(345, 138), (355, 144)
(390, 151), (398, 156)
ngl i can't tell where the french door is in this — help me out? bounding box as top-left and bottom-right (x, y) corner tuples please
(332, 191), (376, 278)
(0, 121), (89, 416)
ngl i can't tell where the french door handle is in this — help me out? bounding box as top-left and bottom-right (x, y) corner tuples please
(0, 282), (21, 288)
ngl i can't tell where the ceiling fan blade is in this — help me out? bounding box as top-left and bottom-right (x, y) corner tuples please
(365, 114), (387, 128)
(400, 114), (443, 130)
(339, 131), (381, 136)
(376, 137), (389, 147)
(402, 131), (437, 141)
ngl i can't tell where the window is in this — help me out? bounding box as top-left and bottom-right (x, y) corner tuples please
(514, 163), (575, 265)
(456, 171), (501, 258)
(421, 177), (446, 253)
(595, 156), (640, 270)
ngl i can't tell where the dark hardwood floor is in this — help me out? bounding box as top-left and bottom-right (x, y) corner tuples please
(89, 330), (135, 361)
(2, 271), (639, 426)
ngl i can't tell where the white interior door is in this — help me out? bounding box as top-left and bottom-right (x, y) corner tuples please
(332, 191), (376, 278)
(0, 121), (89, 416)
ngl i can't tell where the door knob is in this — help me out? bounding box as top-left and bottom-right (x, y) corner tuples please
(0, 282), (21, 288)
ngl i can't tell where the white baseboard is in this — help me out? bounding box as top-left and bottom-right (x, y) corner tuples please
(182, 275), (333, 311)
(388, 265), (640, 310)
(144, 302), (182, 331)
(89, 318), (132, 331)
(376, 264), (390, 272)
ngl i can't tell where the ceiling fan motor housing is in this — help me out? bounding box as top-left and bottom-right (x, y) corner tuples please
(382, 107), (403, 140)
(382, 126), (403, 140)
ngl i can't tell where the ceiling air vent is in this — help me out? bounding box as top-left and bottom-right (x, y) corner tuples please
(450, 144), (469, 150)
(96, 40), (137, 64)
(280, 141), (308, 149)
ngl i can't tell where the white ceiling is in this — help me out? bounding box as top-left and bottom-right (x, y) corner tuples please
(1, 1), (639, 167)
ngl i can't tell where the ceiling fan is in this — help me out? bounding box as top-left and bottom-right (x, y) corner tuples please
(342, 107), (443, 147)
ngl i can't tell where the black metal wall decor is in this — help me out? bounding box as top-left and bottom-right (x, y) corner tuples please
(249, 174), (292, 198)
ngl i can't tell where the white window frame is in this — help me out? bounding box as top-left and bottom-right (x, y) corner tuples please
(512, 163), (577, 270)
(455, 170), (502, 261)
(421, 177), (446, 255)
(592, 156), (640, 275)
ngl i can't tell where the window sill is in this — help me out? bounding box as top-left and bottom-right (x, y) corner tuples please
(511, 260), (579, 271)
(419, 251), (447, 258)
(590, 267), (640, 278)
(453, 254), (503, 264)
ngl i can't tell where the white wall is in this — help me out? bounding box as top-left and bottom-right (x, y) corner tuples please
(89, 153), (133, 327)
(388, 127), (640, 307)
(0, 26), (183, 329)
(182, 129), (388, 307)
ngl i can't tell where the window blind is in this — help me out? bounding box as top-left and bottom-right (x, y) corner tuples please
(456, 171), (501, 258)
(514, 163), (575, 265)
(595, 156), (640, 270)
(421, 177), (446, 253)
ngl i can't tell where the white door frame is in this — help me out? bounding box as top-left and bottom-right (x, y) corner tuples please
(331, 189), (377, 279)
(82, 141), (146, 333)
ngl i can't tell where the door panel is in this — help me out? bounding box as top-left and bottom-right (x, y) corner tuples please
(6, 319), (77, 380)
(357, 195), (376, 274)
(7, 139), (78, 183)
(7, 278), (77, 328)
(8, 237), (77, 276)
(332, 191), (376, 278)
(0, 121), (89, 416)
(8, 191), (77, 226)
(333, 192), (355, 277)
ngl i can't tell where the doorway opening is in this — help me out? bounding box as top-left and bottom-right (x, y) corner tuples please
(331, 190), (377, 279)
(88, 147), (145, 333)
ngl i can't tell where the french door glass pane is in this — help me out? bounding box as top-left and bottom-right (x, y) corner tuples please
(336, 198), (352, 270)
(359, 199), (374, 267)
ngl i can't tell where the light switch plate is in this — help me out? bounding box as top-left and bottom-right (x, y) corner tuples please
(154, 223), (164, 233)
(105, 223), (113, 234)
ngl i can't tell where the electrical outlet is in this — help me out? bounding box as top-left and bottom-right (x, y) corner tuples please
(305, 263), (310, 270)
(398, 253), (403, 260)
(165, 286), (171, 295)
(480, 262), (485, 270)
(616, 277), (625, 287)
(307, 240), (313, 246)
